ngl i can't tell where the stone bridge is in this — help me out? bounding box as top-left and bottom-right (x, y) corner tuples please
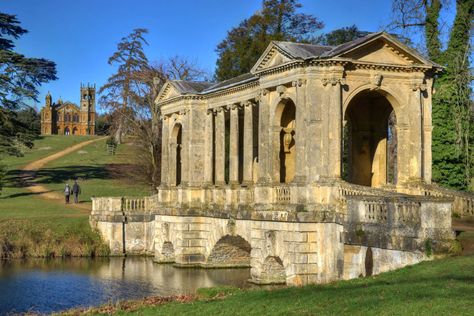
(90, 181), (464, 286)
(90, 33), (474, 286)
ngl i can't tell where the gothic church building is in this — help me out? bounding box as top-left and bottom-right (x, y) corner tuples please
(40, 84), (96, 135)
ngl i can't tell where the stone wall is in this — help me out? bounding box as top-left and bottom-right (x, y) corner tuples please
(343, 245), (425, 279)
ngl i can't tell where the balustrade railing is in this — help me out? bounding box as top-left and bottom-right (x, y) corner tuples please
(418, 185), (474, 218)
(122, 197), (147, 212)
(275, 186), (291, 203)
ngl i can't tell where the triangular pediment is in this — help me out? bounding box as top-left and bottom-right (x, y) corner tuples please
(157, 82), (181, 102)
(336, 34), (434, 67)
(251, 43), (294, 73)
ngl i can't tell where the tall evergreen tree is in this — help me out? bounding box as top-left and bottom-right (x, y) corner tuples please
(215, 0), (323, 81)
(390, 0), (473, 190)
(0, 12), (57, 192)
(318, 25), (370, 46)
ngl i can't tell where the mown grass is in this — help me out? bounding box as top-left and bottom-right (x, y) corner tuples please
(0, 135), (147, 258)
(59, 255), (474, 316)
(35, 138), (150, 204)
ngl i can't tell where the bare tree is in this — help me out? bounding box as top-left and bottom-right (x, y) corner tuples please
(100, 29), (207, 188)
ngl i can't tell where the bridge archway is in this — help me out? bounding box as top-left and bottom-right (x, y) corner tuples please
(274, 99), (296, 183)
(343, 89), (398, 187)
(207, 235), (251, 267)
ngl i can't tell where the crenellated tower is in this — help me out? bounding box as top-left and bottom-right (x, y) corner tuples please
(41, 92), (53, 134)
(80, 83), (96, 135)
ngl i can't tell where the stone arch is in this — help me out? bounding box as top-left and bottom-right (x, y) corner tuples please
(206, 234), (251, 267)
(343, 88), (399, 187)
(343, 84), (405, 125)
(259, 255), (286, 284)
(273, 98), (296, 183)
(170, 122), (183, 186)
(72, 127), (78, 135)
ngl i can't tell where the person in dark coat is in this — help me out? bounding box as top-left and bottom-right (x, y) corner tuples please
(64, 183), (71, 204)
(72, 180), (81, 204)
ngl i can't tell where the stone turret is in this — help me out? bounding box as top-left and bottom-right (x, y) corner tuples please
(45, 92), (52, 108)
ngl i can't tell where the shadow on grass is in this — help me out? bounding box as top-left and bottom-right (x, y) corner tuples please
(34, 166), (110, 185)
(0, 190), (55, 200)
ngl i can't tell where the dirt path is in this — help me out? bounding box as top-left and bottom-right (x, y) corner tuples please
(20, 137), (106, 212)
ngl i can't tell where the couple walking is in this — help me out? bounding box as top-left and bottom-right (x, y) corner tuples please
(64, 180), (81, 204)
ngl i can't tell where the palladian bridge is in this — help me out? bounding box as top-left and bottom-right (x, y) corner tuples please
(91, 32), (474, 285)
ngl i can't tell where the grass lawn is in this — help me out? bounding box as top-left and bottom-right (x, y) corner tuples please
(35, 137), (150, 204)
(0, 135), (148, 258)
(74, 255), (474, 316)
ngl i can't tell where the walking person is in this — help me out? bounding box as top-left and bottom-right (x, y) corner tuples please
(64, 183), (71, 204)
(72, 180), (81, 204)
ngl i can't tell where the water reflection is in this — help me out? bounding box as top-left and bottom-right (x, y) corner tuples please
(0, 257), (251, 315)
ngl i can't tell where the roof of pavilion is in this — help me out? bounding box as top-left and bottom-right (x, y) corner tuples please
(158, 32), (442, 102)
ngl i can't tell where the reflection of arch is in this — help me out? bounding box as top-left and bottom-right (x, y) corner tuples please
(171, 123), (183, 186)
(64, 127), (70, 135)
(343, 89), (398, 187)
(161, 241), (175, 263)
(72, 127), (78, 135)
(260, 256), (286, 284)
(274, 98), (296, 183)
(207, 235), (251, 267)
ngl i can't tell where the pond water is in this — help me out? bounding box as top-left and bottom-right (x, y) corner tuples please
(0, 257), (251, 315)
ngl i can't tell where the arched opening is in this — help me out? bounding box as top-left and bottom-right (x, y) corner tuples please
(161, 241), (175, 263)
(72, 127), (78, 135)
(276, 99), (296, 183)
(64, 127), (70, 135)
(260, 256), (286, 284)
(207, 235), (251, 267)
(343, 90), (397, 187)
(171, 123), (183, 186)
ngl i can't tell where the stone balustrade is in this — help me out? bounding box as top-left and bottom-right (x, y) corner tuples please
(398, 183), (474, 218)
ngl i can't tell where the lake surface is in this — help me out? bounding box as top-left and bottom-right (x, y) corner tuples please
(0, 257), (251, 315)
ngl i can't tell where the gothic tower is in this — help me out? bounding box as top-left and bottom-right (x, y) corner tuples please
(41, 92), (53, 135)
(80, 83), (96, 135)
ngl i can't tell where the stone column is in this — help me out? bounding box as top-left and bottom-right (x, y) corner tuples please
(423, 81), (433, 184)
(229, 104), (240, 185)
(293, 79), (307, 183)
(409, 80), (425, 182)
(323, 76), (344, 179)
(180, 111), (189, 186)
(243, 101), (254, 185)
(215, 108), (226, 186)
(257, 89), (271, 184)
(160, 116), (170, 186)
(204, 110), (214, 185)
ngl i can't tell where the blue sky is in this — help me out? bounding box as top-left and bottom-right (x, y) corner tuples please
(2, 0), (409, 110)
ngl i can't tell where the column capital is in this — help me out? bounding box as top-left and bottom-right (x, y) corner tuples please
(292, 78), (307, 87)
(411, 80), (427, 92)
(321, 76), (346, 87)
(276, 84), (287, 96)
(256, 88), (270, 102)
(243, 100), (257, 108)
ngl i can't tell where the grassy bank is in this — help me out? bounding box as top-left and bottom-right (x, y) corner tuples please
(59, 255), (474, 315)
(0, 135), (147, 258)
